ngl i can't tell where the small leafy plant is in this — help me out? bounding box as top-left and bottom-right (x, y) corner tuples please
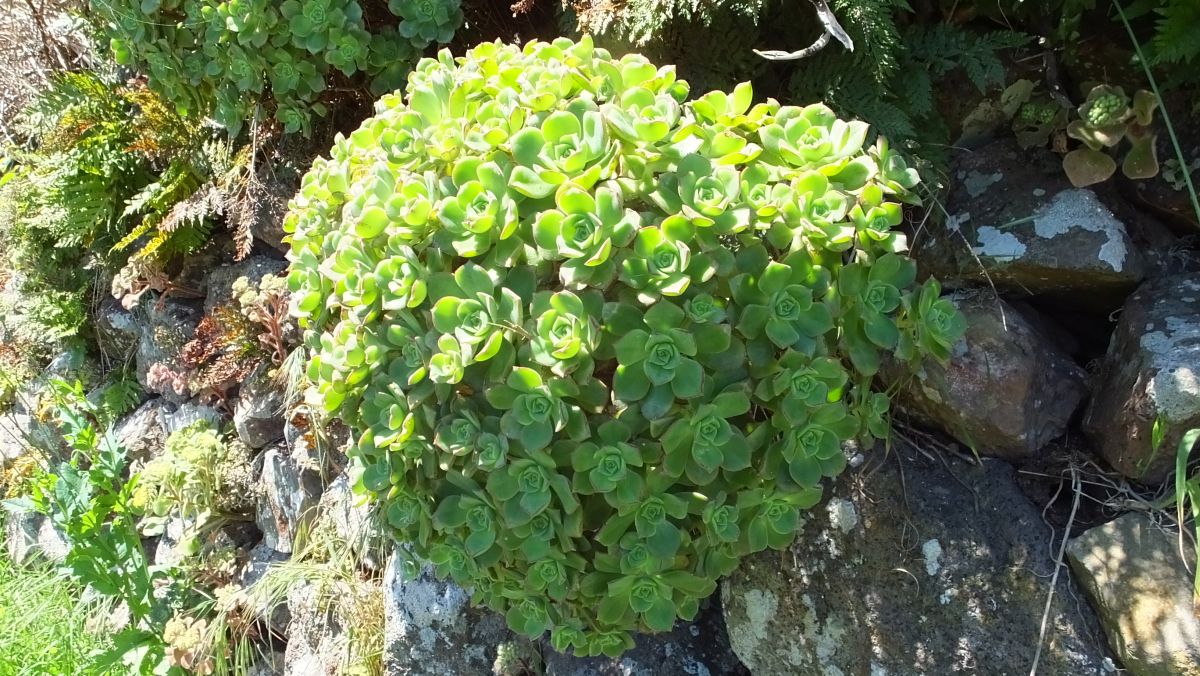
(135, 422), (257, 550)
(285, 37), (964, 656)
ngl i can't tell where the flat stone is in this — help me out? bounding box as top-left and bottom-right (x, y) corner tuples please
(1067, 513), (1200, 676)
(1083, 273), (1200, 482)
(721, 445), (1112, 675)
(917, 139), (1145, 308)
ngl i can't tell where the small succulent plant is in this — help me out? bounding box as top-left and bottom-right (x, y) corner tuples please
(1063, 84), (1159, 188)
(285, 37), (964, 657)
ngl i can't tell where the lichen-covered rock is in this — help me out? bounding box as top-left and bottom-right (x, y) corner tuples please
(321, 474), (385, 571)
(542, 598), (748, 676)
(202, 256), (287, 315)
(383, 554), (511, 675)
(885, 293), (1088, 459)
(722, 446), (1112, 675)
(1082, 273), (1200, 482)
(283, 578), (381, 676)
(256, 443), (324, 554)
(918, 139), (1145, 306)
(1067, 513), (1200, 676)
(234, 363), (285, 449)
(114, 398), (169, 463)
(4, 507), (69, 566)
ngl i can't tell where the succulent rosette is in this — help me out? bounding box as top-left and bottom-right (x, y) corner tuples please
(284, 37), (963, 657)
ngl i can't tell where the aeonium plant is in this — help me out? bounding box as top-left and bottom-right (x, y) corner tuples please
(284, 37), (965, 658)
(1062, 84), (1159, 188)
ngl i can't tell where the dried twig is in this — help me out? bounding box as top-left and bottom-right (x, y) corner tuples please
(1029, 464), (1080, 676)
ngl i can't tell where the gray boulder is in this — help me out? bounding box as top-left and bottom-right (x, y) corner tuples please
(1067, 513), (1200, 676)
(918, 139), (1145, 306)
(4, 507), (69, 566)
(1083, 273), (1200, 482)
(283, 578), (383, 676)
(0, 412), (42, 469)
(236, 542), (291, 634)
(114, 398), (169, 463)
(234, 364), (285, 449)
(722, 446), (1112, 675)
(153, 516), (241, 568)
(886, 293), (1088, 459)
(383, 554), (511, 675)
(256, 443), (324, 554)
(160, 401), (223, 436)
(96, 296), (142, 359)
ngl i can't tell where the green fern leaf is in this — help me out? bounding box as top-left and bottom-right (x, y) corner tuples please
(1151, 0), (1200, 65)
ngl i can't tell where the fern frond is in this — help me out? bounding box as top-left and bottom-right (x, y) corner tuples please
(111, 219), (157, 253)
(1150, 0), (1200, 65)
(17, 71), (123, 144)
(901, 69), (934, 118)
(905, 24), (1029, 93)
(122, 178), (164, 220)
(161, 184), (223, 234)
(132, 229), (170, 261)
(831, 0), (907, 86)
(162, 220), (214, 256)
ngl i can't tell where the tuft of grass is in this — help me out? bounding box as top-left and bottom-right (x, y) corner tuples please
(200, 511), (386, 675)
(1173, 428), (1200, 608)
(0, 543), (113, 675)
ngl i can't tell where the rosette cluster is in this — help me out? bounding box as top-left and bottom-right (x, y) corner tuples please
(285, 37), (964, 657)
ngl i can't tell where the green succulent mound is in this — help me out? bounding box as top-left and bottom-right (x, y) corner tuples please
(285, 37), (964, 657)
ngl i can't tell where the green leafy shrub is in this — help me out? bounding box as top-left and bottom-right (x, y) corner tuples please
(89, 0), (464, 134)
(24, 379), (196, 672)
(285, 37), (964, 656)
